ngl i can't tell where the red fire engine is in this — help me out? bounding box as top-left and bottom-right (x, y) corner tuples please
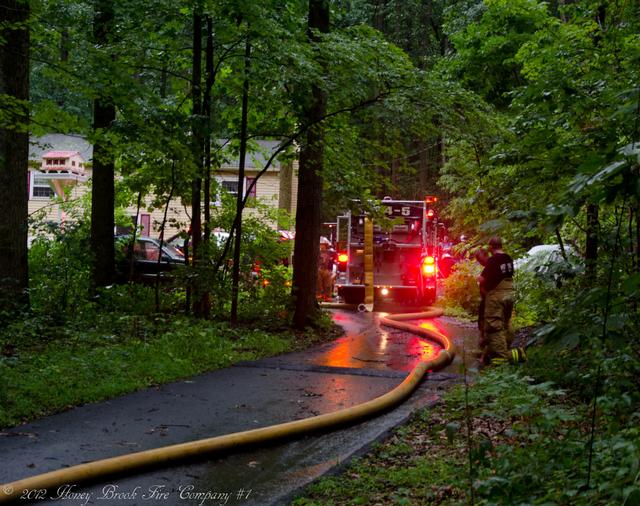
(334, 197), (440, 305)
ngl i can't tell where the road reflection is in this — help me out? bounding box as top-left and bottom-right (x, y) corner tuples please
(418, 319), (450, 342)
(320, 376), (352, 409)
(312, 311), (449, 373)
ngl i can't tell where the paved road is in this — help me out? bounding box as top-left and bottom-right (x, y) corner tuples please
(0, 309), (479, 506)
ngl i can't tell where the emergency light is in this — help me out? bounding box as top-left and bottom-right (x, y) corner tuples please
(422, 255), (436, 276)
(337, 252), (349, 272)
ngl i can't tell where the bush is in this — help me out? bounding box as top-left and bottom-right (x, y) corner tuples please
(28, 221), (93, 318)
(230, 264), (292, 327)
(440, 259), (482, 315)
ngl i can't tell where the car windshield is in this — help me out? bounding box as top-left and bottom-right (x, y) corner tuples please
(117, 236), (185, 260)
(162, 241), (184, 258)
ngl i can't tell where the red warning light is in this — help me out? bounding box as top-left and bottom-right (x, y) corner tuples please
(425, 196), (438, 204)
(422, 255), (436, 276)
(426, 209), (435, 219)
(337, 252), (348, 272)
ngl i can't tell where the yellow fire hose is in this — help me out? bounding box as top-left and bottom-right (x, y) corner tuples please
(0, 306), (453, 503)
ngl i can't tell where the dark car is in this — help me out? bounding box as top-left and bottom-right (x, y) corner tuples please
(115, 235), (185, 283)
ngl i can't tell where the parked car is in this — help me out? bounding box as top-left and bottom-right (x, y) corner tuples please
(167, 230), (231, 257)
(115, 235), (185, 283)
(515, 244), (582, 285)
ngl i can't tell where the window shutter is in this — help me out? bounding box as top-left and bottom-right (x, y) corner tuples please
(246, 177), (256, 198)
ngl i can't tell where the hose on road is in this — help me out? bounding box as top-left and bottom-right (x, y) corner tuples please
(0, 306), (453, 503)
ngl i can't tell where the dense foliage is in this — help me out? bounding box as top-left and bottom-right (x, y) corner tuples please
(1, 0), (639, 500)
(297, 1), (640, 503)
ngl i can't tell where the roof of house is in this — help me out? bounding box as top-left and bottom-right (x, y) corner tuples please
(219, 139), (285, 170)
(43, 150), (82, 159)
(30, 134), (93, 162)
(30, 135), (288, 170)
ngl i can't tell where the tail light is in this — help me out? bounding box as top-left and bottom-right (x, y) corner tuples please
(422, 255), (436, 276)
(337, 252), (348, 272)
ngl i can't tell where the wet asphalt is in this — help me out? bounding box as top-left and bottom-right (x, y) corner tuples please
(0, 307), (480, 506)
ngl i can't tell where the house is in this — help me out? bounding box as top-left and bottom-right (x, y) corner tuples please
(28, 134), (298, 239)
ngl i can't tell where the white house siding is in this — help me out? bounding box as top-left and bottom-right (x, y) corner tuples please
(290, 160), (299, 219)
(28, 135), (299, 240)
(28, 173), (88, 225)
(129, 198), (188, 238)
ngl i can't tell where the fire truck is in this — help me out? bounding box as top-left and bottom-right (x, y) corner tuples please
(334, 197), (440, 306)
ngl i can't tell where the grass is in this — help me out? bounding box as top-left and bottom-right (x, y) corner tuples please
(0, 313), (338, 429)
(293, 343), (640, 505)
(293, 400), (468, 505)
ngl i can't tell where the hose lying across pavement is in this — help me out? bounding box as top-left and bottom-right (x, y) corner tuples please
(0, 306), (453, 503)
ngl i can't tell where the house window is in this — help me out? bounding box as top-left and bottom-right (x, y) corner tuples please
(221, 180), (239, 197)
(212, 178), (242, 207)
(31, 173), (54, 199)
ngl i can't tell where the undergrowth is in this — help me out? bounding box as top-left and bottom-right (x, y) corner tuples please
(0, 214), (338, 429)
(294, 340), (640, 506)
(0, 312), (336, 429)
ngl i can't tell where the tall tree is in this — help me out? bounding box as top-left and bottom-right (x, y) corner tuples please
(90, 0), (116, 288)
(0, 0), (30, 309)
(230, 37), (251, 325)
(190, 7), (205, 317)
(292, 0), (330, 329)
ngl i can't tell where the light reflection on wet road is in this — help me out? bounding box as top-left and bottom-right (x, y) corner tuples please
(304, 309), (476, 374)
(0, 307), (479, 506)
(313, 320), (440, 372)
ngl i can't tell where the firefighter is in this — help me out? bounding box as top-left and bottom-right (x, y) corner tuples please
(477, 236), (515, 364)
(474, 247), (490, 362)
(317, 238), (336, 301)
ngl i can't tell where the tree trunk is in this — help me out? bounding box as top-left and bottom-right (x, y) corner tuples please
(0, 0), (30, 310)
(372, 0), (386, 32)
(90, 0), (116, 288)
(191, 8), (205, 317)
(585, 203), (599, 281)
(203, 16), (214, 243)
(155, 163), (176, 312)
(417, 139), (429, 198)
(555, 227), (568, 261)
(636, 205), (640, 274)
(628, 207), (635, 273)
(278, 161), (293, 228)
(230, 38), (251, 325)
(128, 191), (143, 282)
(292, 0), (329, 329)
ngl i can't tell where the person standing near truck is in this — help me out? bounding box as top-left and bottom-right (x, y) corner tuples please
(474, 247), (490, 362)
(477, 236), (515, 364)
(317, 238), (336, 301)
